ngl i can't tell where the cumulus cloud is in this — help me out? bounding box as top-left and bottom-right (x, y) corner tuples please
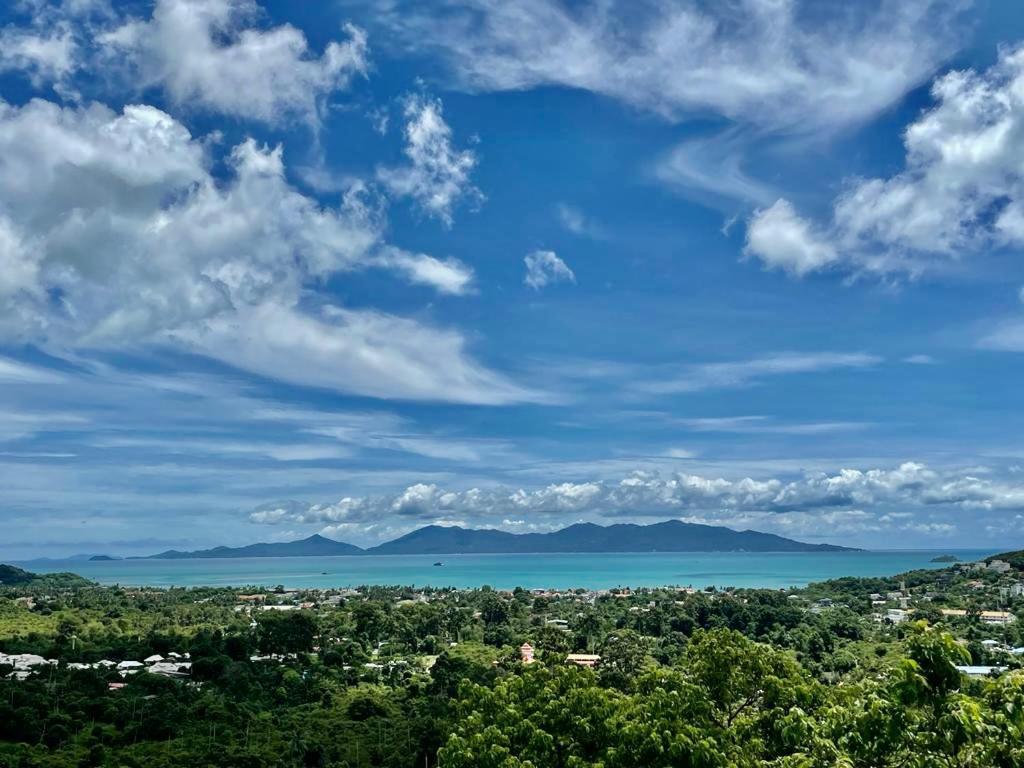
(0, 97), (529, 404)
(0, 24), (78, 86)
(744, 200), (839, 276)
(366, 0), (961, 133)
(377, 94), (482, 225)
(524, 250), (575, 290)
(746, 44), (1024, 278)
(250, 462), (1024, 536)
(96, 0), (366, 124)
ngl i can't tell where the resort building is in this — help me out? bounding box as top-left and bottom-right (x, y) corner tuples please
(941, 609), (1016, 625)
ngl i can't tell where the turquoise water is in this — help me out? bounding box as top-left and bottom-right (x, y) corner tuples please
(16, 550), (994, 590)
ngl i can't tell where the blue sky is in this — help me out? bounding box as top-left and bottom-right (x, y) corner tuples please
(3, 0), (1024, 557)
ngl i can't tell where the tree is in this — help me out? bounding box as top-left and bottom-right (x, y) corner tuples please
(256, 611), (318, 654)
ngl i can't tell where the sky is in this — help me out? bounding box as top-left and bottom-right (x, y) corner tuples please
(3, 0), (1024, 558)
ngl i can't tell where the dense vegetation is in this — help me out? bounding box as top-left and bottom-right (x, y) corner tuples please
(1, 556), (1023, 767)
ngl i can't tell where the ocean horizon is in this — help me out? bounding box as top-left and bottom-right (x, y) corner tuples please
(13, 549), (997, 591)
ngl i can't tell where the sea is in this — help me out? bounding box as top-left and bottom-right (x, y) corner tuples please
(14, 550), (996, 591)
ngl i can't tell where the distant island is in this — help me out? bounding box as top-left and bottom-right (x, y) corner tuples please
(135, 520), (856, 560)
(930, 554), (960, 563)
(142, 535), (363, 560)
(88, 554), (120, 561)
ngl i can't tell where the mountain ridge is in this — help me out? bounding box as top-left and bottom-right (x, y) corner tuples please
(139, 534), (363, 560)
(135, 520), (856, 559)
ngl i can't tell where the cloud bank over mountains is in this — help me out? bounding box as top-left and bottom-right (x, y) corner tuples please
(250, 462), (1024, 544)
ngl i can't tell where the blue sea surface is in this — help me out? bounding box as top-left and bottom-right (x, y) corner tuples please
(16, 550), (995, 590)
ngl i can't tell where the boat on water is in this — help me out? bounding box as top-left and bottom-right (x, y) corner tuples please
(433, 561), (443, 567)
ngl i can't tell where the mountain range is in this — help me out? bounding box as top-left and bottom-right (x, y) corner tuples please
(132, 520), (855, 559)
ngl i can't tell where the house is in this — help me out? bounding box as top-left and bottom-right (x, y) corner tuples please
(148, 661), (191, 678)
(988, 560), (1012, 574)
(520, 643), (535, 664)
(0, 653), (55, 672)
(144, 654), (164, 664)
(117, 660), (144, 675)
(885, 609), (909, 624)
(565, 653), (600, 668)
(955, 665), (1007, 678)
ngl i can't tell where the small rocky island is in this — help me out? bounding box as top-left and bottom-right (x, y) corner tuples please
(930, 554), (960, 563)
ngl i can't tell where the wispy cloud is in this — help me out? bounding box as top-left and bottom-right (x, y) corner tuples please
(364, 0), (963, 133)
(556, 203), (601, 238)
(638, 352), (882, 395)
(675, 416), (871, 435)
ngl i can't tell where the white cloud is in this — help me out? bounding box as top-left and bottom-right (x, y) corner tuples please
(904, 354), (937, 365)
(377, 94), (482, 225)
(676, 416), (869, 435)
(640, 352), (881, 394)
(0, 24), (78, 86)
(744, 200), (839, 276)
(979, 320), (1024, 352)
(250, 461), (1024, 534)
(0, 357), (65, 384)
(664, 448), (697, 459)
(524, 250), (575, 290)
(99, 0), (367, 124)
(746, 44), (1024, 278)
(373, 246), (474, 295)
(556, 203), (600, 238)
(654, 131), (777, 208)
(369, 0), (962, 132)
(178, 303), (532, 404)
(0, 97), (529, 403)
(93, 436), (352, 462)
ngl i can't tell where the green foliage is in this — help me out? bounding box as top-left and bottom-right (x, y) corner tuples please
(0, 560), (1022, 767)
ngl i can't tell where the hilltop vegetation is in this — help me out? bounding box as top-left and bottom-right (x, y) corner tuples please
(0, 558), (1022, 766)
(0, 564), (90, 590)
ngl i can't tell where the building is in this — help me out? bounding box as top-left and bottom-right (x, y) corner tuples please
(520, 643), (535, 664)
(955, 665), (1007, 678)
(565, 653), (600, 668)
(941, 609), (1016, 625)
(1000, 583), (1024, 599)
(988, 560), (1012, 574)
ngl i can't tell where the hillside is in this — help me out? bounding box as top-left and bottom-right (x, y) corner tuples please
(0, 564), (92, 589)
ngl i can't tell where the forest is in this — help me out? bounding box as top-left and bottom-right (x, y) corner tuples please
(1, 557), (1023, 767)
